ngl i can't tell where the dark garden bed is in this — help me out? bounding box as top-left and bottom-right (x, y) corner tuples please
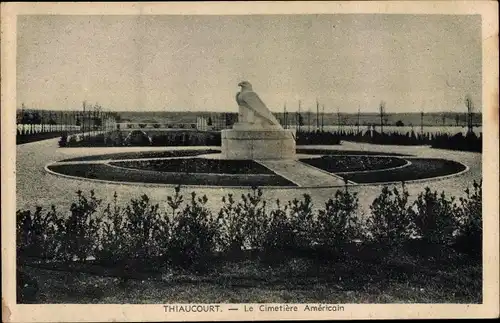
(296, 148), (411, 156)
(59, 149), (221, 162)
(47, 163), (295, 187)
(110, 158), (274, 175)
(341, 158), (467, 183)
(299, 155), (408, 173)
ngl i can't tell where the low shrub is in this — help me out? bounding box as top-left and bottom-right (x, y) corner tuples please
(295, 129), (481, 151)
(16, 180), (482, 274)
(126, 195), (167, 267)
(96, 192), (130, 264)
(454, 180), (482, 257)
(411, 188), (457, 245)
(315, 186), (361, 252)
(263, 194), (316, 257)
(366, 183), (414, 246)
(216, 193), (246, 254)
(60, 190), (103, 263)
(16, 206), (63, 260)
(238, 188), (269, 251)
(124, 130), (152, 146)
(58, 133), (68, 147)
(169, 192), (219, 270)
(263, 200), (296, 256)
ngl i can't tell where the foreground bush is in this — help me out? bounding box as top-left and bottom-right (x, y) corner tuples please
(411, 188), (457, 245)
(169, 192), (219, 270)
(315, 187), (361, 251)
(454, 180), (482, 256)
(366, 183), (414, 245)
(17, 181), (482, 272)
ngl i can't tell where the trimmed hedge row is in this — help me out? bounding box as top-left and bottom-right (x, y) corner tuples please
(17, 181), (482, 272)
(60, 130), (481, 152)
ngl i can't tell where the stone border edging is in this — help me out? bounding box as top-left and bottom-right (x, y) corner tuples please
(44, 162), (299, 190)
(335, 158), (412, 175)
(44, 154), (471, 190)
(104, 160), (278, 178)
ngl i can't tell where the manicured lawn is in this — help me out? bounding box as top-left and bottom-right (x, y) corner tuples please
(341, 158), (467, 183)
(18, 243), (481, 303)
(17, 131), (73, 145)
(296, 149), (411, 156)
(60, 149), (221, 162)
(300, 156), (407, 173)
(111, 158), (275, 175)
(47, 163), (295, 187)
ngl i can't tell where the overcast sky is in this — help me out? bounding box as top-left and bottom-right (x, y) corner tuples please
(17, 14), (481, 113)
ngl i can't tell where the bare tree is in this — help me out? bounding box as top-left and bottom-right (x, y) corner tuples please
(321, 104), (325, 132)
(420, 110), (424, 135)
(465, 95), (474, 134)
(357, 107), (360, 134)
(379, 100), (386, 134)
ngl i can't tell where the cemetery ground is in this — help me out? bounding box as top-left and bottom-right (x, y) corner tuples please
(16, 138), (482, 303)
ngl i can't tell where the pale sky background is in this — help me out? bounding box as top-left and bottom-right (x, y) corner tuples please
(17, 14), (481, 113)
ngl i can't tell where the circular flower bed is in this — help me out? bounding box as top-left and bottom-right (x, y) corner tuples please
(299, 155), (408, 173)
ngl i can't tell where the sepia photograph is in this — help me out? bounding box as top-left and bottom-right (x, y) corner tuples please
(2, 1), (498, 321)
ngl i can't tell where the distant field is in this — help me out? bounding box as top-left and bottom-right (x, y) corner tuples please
(15, 109), (481, 129)
(116, 111), (482, 128)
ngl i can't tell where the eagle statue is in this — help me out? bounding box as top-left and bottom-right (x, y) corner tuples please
(235, 81), (282, 128)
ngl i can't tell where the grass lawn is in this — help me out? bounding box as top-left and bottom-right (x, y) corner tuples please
(48, 163), (296, 187)
(111, 158), (275, 175)
(300, 156), (407, 173)
(17, 131), (73, 145)
(18, 243), (481, 304)
(60, 149), (221, 162)
(341, 158), (467, 183)
(296, 149), (411, 156)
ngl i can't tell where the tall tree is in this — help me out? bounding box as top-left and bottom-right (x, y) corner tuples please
(464, 95), (474, 134)
(379, 101), (386, 134)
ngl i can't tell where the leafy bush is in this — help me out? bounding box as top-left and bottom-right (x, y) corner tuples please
(16, 181), (483, 275)
(286, 194), (316, 249)
(16, 206), (63, 260)
(411, 187), (457, 245)
(123, 195), (165, 259)
(169, 192), (219, 270)
(96, 192), (129, 263)
(217, 193), (246, 254)
(238, 188), (269, 250)
(454, 180), (482, 256)
(315, 186), (361, 251)
(68, 135), (78, 145)
(262, 194), (316, 257)
(366, 183), (414, 245)
(263, 200), (296, 255)
(60, 190), (102, 262)
(58, 133), (68, 147)
(124, 130), (152, 146)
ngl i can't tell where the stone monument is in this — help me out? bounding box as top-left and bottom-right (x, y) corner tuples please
(221, 81), (296, 159)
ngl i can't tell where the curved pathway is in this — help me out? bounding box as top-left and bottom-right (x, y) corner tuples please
(16, 138), (482, 216)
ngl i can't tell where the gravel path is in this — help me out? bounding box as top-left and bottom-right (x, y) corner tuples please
(256, 159), (346, 187)
(16, 138), (482, 216)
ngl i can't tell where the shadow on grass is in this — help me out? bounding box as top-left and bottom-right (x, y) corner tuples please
(18, 241), (481, 304)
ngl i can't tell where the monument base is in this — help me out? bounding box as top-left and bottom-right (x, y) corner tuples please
(221, 128), (296, 160)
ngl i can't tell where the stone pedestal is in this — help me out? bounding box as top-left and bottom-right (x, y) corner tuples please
(221, 127), (296, 160)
